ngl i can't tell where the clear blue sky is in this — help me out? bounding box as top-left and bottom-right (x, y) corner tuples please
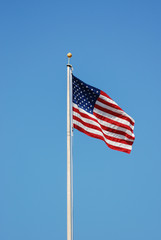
(0, 0), (161, 239)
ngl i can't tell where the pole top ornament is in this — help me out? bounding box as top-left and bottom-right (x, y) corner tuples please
(67, 52), (72, 58)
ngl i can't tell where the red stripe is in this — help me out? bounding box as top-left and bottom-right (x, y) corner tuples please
(73, 115), (134, 146)
(100, 91), (135, 125)
(73, 124), (131, 154)
(73, 106), (135, 140)
(99, 122), (135, 140)
(95, 103), (134, 127)
(73, 107), (97, 123)
(73, 115), (99, 131)
(93, 111), (134, 134)
(100, 90), (113, 100)
(99, 91), (123, 111)
(97, 91), (135, 126)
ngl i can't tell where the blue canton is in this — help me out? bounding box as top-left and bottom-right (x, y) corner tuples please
(72, 75), (100, 114)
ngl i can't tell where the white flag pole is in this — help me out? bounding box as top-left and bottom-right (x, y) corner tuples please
(67, 52), (73, 240)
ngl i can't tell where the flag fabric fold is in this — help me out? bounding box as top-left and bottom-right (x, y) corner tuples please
(72, 75), (135, 154)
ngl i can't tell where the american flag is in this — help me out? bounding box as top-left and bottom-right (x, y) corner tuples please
(72, 75), (135, 154)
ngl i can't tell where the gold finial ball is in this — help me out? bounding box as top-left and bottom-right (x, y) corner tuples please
(67, 52), (72, 58)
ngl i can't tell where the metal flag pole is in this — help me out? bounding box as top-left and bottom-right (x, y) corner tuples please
(67, 52), (73, 240)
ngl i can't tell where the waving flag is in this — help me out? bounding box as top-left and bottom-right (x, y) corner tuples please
(72, 75), (135, 153)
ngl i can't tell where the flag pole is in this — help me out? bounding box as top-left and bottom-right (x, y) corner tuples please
(67, 52), (73, 240)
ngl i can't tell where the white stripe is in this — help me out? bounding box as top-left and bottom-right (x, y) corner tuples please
(99, 93), (119, 107)
(94, 115), (135, 138)
(73, 110), (134, 142)
(73, 102), (135, 137)
(94, 107), (134, 131)
(96, 98), (135, 124)
(73, 119), (132, 150)
(73, 110), (98, 127)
